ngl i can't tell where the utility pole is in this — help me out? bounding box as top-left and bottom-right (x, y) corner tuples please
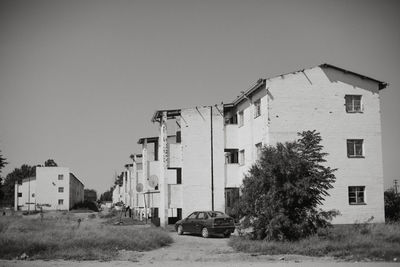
(394, 179), (398, 195)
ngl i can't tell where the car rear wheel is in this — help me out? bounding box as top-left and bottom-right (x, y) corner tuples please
(201, 227), (209, 238)
(177, 225), (183, 235)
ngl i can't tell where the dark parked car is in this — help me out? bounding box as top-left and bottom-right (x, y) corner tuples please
(175, 211), (235, 238)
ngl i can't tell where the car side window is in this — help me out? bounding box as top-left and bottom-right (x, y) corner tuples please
(197, 212), (207, 219)
(187, 212), (198, 220)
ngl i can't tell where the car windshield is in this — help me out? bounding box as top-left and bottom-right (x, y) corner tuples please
(207, 211), (224, 217)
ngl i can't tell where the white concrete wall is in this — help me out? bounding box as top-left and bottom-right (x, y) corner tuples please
(36, 167), (70, 210)
(168, 143), (182, 168)
(223, 86), (269, 188)
(15, 177), (36, 211)
(142, 65), (384, 225)
(181, 106), (225, 217)
(35, 167), (71, 210)
(112, 185), (121, 204)
(224, 124), (238, 148)
(266, 66), (384, 224)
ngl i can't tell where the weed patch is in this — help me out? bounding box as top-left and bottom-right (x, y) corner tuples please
(0, 213), (173, 260)
(229, 223), (400, 261)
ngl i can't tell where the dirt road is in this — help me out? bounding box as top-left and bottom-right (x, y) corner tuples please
(1, 232), (398, 266)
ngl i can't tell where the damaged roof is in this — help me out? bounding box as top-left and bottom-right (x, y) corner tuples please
(229, 63), (388, 107)
(151, 109), (181, 123)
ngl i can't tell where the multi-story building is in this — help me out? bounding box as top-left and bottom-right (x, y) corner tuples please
(120, 63), (387, 227)
(14, 167), (84, 211)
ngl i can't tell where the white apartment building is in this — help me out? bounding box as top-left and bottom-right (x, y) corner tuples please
(119, 63), (387, 227)
(15, 167), (84, 211)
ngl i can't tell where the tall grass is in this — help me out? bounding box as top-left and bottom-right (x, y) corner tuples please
(229, 223), (400, 261)
(0, 214), (173, 260)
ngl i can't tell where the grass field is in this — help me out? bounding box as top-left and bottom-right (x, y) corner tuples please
(0, 212), (173, 260)
(229, 222), (400, 261)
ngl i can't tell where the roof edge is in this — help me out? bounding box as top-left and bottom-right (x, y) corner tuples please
(320, 63), (388, 90)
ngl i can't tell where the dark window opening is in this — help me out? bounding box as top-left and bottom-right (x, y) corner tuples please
(254, 99), (261, 118)
(345, 95), (362, 113)
(225, 149), (239, 164)
(18, 192), (22, 197)
(349, 186), (365, 204)
(176, 168), (182, 184)
(177, 208), (182, 220)
(347, 139), (363, 157)
(225, 188), (240, 219)
(225, 114), (238, 125)
(176, 131), (181, 143)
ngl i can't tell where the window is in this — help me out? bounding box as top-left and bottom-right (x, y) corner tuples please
(197, 212), (207, 219)
(238, 111), (244, 127)
(348, 186), (365, 204)
(188, 212), (198, 220)
(239, 150), (245, 165)
(176, 168), (182, 184)
(347, 139), (363, 157)
(58, 199), (64, 205)
(345, 95), (362, 113)
(18, 192), (22, 197)
(58, 187), (64, 193)
(225, 149), (239, 164)
(225, 114), (238, 125)
(225, 188), (239, 209)
(58, 174), (64, 180)
(177, 208), (182, 220)
(176, 131), (181, 143)
(255, 143), (262, 160)
(254, 99), (261, 118)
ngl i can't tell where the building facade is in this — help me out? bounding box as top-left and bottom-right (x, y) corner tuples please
(117, 64), (387, 226)
(15, 167), (84, 211)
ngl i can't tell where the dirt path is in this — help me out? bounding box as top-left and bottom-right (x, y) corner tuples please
(1, 232), (398, 266)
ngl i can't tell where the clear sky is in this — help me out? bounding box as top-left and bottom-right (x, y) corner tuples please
(0, 0), (399, 195)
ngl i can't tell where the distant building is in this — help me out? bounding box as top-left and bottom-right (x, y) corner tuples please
(14, 167), (84, 211)
(112, 184), (122, 204)
(84, 189), (97, 202)
(118, 63), (387, 227)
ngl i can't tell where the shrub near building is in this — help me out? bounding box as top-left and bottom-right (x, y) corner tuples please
(239, 130), (338, 241)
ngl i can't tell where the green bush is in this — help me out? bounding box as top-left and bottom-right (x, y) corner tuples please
(239, 131), (337, 241)
(72, 201), (99, 212)
(385, 189), (400, 222)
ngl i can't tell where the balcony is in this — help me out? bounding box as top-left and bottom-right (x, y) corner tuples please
(224, 124), (238, 148)
(168, 143), (182, 168)
(225, 163), (241, 187)
(168, 184), (182, 208)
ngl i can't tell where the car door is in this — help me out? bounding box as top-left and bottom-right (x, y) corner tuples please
(193, 212), (208, 233)
(182, 212), (198, 233)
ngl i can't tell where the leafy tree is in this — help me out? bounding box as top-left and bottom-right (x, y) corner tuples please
(0, 150), (6, 173)
(0, 150), (7, 200)
(114, 172), (124, 186)
(44, 159), (58, 167)
(384, 189), (400, 221)
(100, 187), (113, 202)
(84, 189), (97, 202)
(1, 165), (36, 204)
(239, 130), (338, 241)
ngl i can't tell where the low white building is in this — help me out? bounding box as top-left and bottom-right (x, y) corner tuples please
(14, 167), (84, 211)
(120, 63), (387, 227)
